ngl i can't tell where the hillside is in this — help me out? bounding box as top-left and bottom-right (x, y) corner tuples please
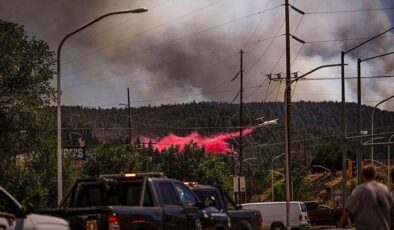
(60, 101), (394, 170)
(62, 101), (394, 140)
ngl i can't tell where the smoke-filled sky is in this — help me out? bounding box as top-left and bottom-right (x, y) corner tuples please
(1, 0), (393, 110)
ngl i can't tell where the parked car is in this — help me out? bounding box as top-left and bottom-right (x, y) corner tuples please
(242, 202), (309, 230)
(185, 182), (263, 230)
(36, 172), (230, 230)
(304, 201), (343, 226)
(0, 186), (69, 230)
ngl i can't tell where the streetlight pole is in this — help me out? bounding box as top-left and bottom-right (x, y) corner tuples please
(270, 169), (285, 202)
(271, 153), (285, 201)
(238, 50), (244, 205)
(56, 7), (148, 204)
(340, 27), (393, 207)
(371, 95), (394, 167)
(388, 135), (394, 189)
(357, 51), (394, 183)
(127, 87), (132, 145)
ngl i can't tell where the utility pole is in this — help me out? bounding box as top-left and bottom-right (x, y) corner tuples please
(285, 0), (293, 202)
(357, 58), (362, 184)
(127, 88), (132, 145)
(284, 0), (292, 228)
(341, 51), (348, 207)
(239, 49), (244, 205)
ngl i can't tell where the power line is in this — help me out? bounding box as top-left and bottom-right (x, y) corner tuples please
(362, 99), (394, 103)
(62, 4), (284, 77)
(306, 7), (394, 15)
(63, 43), (241, 89)
(241, 0), (303, 104)
(302, 75), (394, 81)
(62, 0), (224, 63)
(305, 35), (394, 44)
(62, 37), (281, 90)
(250, 0), (304, 103)
(62, 0), (170, 55)
(244, 0), (272, 44)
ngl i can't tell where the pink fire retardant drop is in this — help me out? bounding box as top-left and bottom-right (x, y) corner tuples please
(141, 127), (254, 155)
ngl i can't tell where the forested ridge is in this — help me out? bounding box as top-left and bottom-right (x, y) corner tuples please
(61, 101), (394, 144)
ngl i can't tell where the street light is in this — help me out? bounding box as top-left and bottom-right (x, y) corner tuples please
(269, 169), (284, 202)
(356, 51), (394, 184)
(235, 157), (258, 168)
(271, 153), (285, 201)
(56, 7), (148, 204)
(341, 27), (393, 206)
(371, 95), (394, 166)
(311, 165), (332, 177)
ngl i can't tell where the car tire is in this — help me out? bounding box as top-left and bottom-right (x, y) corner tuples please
(271, 222), (285, 230)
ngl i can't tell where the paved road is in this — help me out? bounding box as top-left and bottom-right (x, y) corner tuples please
(309, 227), (354, 230)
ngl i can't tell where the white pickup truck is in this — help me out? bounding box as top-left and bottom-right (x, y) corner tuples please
(0, 186), (69, 230)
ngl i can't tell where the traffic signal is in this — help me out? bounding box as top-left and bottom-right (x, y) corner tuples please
(347, 159), (353, 178)
(347, 159), (357, 178)
(352, 160), (357, 177)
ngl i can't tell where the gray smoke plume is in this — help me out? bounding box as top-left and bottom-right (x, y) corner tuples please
(0, 0), (393, 109)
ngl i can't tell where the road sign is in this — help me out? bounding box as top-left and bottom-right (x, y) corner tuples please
(233, 176), (246, 193)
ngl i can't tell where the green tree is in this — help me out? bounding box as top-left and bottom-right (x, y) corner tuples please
(159, 142), (232, 191)
(0, 20), (55, 111)
(0, 20), (56, 207)
(84, 144), (151, 177)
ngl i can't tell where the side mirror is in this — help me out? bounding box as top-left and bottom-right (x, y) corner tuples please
(203, 196), (217, 208)
(25, 203), (34, 214)
(18, 203), (34, 217)
(236, 204), (242, 210)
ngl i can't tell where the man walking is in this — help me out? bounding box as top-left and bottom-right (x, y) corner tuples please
(339, 165), (394, 230)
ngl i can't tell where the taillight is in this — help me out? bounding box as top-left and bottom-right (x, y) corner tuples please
(259, 216), (263, 226)
(108, 214), (120, 230)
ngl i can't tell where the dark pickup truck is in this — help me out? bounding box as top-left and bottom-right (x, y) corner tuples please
(36, 173), (230, 230)
(185, 183), (262, 230)
(304, 201), (343, 226)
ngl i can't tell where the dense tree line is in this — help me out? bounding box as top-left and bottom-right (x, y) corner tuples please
(62, 101), (394, 146)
